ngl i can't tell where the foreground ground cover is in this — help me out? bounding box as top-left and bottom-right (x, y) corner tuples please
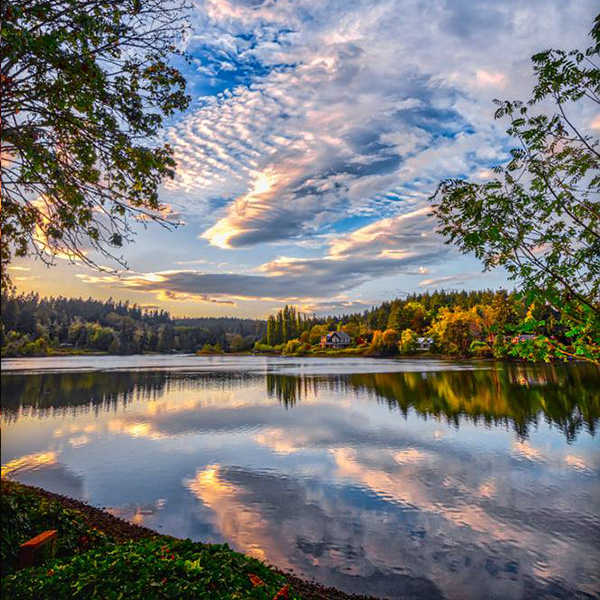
(1, 480), (367, 600)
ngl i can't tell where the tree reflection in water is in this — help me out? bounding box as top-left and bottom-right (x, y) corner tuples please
(267, 363), (599, 442)
(2, 363), (598, 443)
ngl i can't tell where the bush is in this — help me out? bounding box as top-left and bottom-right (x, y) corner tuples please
(280, 340), (312, 356)
(1, 333), (48, 357)
(429, 307), (484, 356)
(89, 326), (114, 351)
(509, 335), (553, 362)
(297, 343), (311, 356)
(469, 340), (492, 358)
(196, 343), (215, 355)
(317, 347), (364, 357)
(308, 324), (329, 346)
(31, 337), (49, 357)
(1, 481), (302, 599)
(1, 481), (108, 576)
(1, 538), (298, 600)
(282, 339), (302, 355)
(492, 334), (508, 359)
(382, 329), (400, 354)
(252, 342), (281, 354)
(365, 330), (384, 355)
(365, 330), (399, 355)
(400, 329), (418, 355)
(229, 334), (248, 352)
(1, 332), (32, 357)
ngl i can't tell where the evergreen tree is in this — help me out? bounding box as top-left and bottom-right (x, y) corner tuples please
(15, 308), (37, 336)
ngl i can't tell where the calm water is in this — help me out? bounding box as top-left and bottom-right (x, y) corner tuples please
(1, 356), (599, 599)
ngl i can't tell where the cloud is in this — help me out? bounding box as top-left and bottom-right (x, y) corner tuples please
(298, 299), (376, 316)
(475, 69), (507, 88)
(326, 207), (437, 259)
(159, 289), (236, 305)
(174, 259), (209, 265)
(27, 0), (593, 313)
(79, 269), (352, 302)
(418, 273), (483, 288)
(163, 0), (596, 254)
(79, 207), (453, 303)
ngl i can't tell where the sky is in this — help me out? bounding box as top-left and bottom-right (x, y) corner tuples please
(11, 0), (599, 317)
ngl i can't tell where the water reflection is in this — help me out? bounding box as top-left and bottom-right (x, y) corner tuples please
(1, 359), (599, 599)
(268, 363), (600, 442)
(1, 371), (169, 418)
(1, 371), (258, 422)
(4, 363), (596, 442)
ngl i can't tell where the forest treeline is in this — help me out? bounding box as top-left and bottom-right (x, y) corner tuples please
(0, 289), (576, 361)
(0, 294), (266, 357)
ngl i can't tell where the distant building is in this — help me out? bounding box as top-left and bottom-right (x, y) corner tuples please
(511, 334), (537, 344)
(416, 337), (434, 351)
(320, 331), (352, 349)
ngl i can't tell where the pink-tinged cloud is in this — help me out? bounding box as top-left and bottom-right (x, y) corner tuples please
(79, 207), (454, 303)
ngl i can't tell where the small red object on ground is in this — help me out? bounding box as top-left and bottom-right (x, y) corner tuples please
(249, 573), (265, 587)
(18, 530), (58, 569)
(273, 584), (290, 599)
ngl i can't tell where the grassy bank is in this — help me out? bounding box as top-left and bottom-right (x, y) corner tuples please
(1, 480), (372, 600)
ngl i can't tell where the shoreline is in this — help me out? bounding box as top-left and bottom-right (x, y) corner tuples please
(1, 351), (589, 365)
(1, 479), (380, 600)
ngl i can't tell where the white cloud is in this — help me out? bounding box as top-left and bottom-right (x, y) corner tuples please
(418, 273), (483, 288)
(164, 0), (595, 257)
(475, 69), (507, 88)
(80, 207), (454, 303)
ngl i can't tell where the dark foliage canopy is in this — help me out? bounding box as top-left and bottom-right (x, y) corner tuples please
(1, 0), (191, 288)
(1, 293), (266, 355)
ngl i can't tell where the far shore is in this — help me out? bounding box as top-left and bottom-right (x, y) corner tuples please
(1, 349), (587, 364)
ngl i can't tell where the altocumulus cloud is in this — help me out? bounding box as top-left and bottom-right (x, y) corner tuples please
(163, 0), (595, 252)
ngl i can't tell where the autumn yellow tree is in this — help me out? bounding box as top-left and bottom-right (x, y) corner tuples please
(429, 308), (484, 356)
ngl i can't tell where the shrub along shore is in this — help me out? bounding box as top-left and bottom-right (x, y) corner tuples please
(1, 479), (376, 600)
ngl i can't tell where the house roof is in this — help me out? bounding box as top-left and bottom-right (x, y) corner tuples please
(326, 331), (351, 342)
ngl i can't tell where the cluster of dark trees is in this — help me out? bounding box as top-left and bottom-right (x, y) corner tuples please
(1, 293), (266, 357)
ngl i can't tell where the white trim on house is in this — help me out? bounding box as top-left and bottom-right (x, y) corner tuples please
(416, 337), (433, 351)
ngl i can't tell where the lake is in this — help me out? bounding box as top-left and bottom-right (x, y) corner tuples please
(1, 356), (599, 599)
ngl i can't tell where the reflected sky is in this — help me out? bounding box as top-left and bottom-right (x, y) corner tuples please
(1, 357), (599, 599)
